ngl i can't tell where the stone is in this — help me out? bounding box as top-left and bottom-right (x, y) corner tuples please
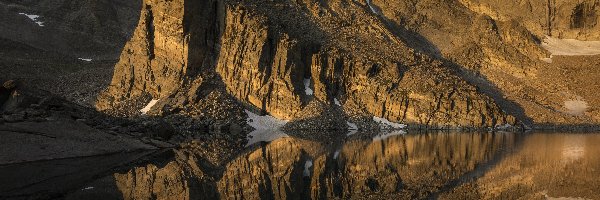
(3, 113), (25, 123)
(2, 80), (17, 90)
(95, 0), (600, 129)
(228, 123), (242, 135)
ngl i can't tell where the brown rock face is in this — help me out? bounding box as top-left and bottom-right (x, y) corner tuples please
(216, 14), (306, 119)
(97, 0), (600, 128)
(460, 0), (600, 40)
(364, 0), (600, 126)
(97, 0), (222, 114)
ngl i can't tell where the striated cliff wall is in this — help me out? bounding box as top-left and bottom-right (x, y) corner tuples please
(366, 0), (600, 127)
(97, 0), (520, 129)
(98, 0), (600, 128)
(460, 0), (600, 40)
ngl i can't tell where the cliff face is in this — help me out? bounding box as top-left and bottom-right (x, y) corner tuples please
(96, 0), (221, 113)
(0, 0), (140, 59)
(366, 0), (600, 126)
(461, 0), (600, 40)
(97, 0), (600, 128)
(98, 0), (520, 128)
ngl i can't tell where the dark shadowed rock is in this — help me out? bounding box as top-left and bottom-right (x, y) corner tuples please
(2, 80), (16, 90)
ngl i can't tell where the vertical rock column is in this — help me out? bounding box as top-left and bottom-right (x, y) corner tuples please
(215, 6), (305, 120)
(97, 0), (222, 113)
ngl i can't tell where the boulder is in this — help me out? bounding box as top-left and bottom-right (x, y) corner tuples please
(3, 80), (17, 90)
(0, 80), (17, 110)
(2, 113), (25, 123)
(2, 90), (40, 113)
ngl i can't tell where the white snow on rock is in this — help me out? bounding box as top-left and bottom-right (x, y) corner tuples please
(494, 123), (512, 130)
(366, 0), (382, 15)
(346, 121), (358, 136)
(347, 129), (358, 136)
(333, 150), (340, 159)
(373, 130), (406, 141)
(346, 121), (358, 130)
(140, 99), (159, 114)
(304, 78), (313, 96)
(541, 36), (600, 62)
(81, 186), (94, 190)
(19, 13), (44, 27)
(245, 110), (289, 146)
(564, 99), (588, 116)
(245, 110), (288, 130)
(544, 195), (588, 200)
(78, 58), (93, 62)
(334, 98), (341, 106)
(541, 57), (553, 63)
(373, 116), (407, 129)
(303, 160), (313, 177)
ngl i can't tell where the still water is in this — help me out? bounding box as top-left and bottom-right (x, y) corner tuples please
(2, 132), (600, 199)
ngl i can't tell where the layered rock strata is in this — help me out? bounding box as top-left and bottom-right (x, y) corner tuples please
(98, 0), (522, 129)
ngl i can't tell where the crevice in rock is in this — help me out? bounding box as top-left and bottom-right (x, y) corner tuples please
(571, 2), (598, 29)
(144, 5), (155, 60)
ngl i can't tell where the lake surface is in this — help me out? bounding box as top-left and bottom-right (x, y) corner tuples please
(2, 131), (600, 199)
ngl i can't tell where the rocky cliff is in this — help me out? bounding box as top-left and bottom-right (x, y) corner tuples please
(461, 0), (600, 40)
(97, 0), (516, 129)
(97, 0), (600, 129)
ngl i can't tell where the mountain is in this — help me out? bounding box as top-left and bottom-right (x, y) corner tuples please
(2, 0), (600, 199)
(94, 0), (599, 129)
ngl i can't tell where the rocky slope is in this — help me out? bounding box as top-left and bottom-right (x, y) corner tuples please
(0, 0), (140, 59)
(461, 0), (600, 40)
(97, 0), (541, 129)
(96, 0), (600, 130)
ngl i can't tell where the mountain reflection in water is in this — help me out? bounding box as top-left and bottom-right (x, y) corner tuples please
(108, 132), (600, 200)
(4, 132), (599, 200)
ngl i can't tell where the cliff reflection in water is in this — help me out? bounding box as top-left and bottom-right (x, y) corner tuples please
(112, 132), (600, 199)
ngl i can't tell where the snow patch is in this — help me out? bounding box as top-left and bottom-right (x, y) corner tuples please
(19, 13), (44, 27)
(333, 150), (340, 159)
(346, 121), (358, 130)
(494, 123), (512, 130)
(140, 99), (159, 114)
(303, 160), (313, 177)
(81, 187), (94, 190)
(373, 116), (407, 129)
(346, 121), (358, 136)
(542, 36), (600, 57)
(541, 57), (553, 63)
(366, 0), (382, 15)
(245, 110), (289, 146)
(347, 129), (358, 136)
(373, 130), (406, 141)
(245, 110), (288, 130)
(545, 195), (589, 200)
(304, 78), (313, 96)
(334, 98), (341, 106)
(564, 99), (588, 116)
(78, 58), (92, 62)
